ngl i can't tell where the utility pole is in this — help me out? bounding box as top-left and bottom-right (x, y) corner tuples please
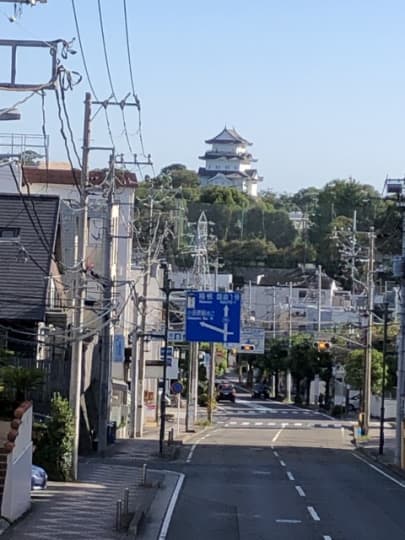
(128, 291), (139, 439)
(97, 153), (115, 454)
(397, 196), (405, 466)
(379, 301), (389, 455)
(69, 92), (91, 479)
(317, 265), (322, 333)
(363, 227), (375, 436)
(286, 281), (292, 402)
(135, 199), (153, 437)
(207, 262), (218, 423)
(272, 286), (276, 339)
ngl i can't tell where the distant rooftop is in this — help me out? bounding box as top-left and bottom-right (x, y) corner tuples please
(205, 127), (252, 145)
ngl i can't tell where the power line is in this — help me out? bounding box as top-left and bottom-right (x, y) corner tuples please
(70, 0), (99, 100)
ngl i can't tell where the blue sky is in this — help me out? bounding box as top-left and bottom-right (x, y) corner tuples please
(1, 0), (405, 193)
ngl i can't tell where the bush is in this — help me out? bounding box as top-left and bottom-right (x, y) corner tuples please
(198, 393), (208, 406)
(34, 393), (74, 481)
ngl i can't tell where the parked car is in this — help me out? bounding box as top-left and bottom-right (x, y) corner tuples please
(31, 465), (47, 490)
(251, 383), (270, 400)
(216, 383), (236, 403)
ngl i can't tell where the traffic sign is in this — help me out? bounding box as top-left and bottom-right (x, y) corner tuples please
(229, 327), (265, 354)
(171, 381), (184, 394)
(168, 330), (185, 342)
(160, 346), (173, 367)
(185, 291), (241, 343)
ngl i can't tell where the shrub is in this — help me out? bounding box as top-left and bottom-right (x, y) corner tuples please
(34, 393), (74, 481)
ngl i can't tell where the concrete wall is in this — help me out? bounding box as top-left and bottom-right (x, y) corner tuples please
(1, 405), (32, 522)
(371, 396), (396, 420)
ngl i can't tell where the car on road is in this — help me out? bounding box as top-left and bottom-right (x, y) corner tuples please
(251, 383), (270, 400)
(31, 464), (47, 490)
(216, 383), (236, 403)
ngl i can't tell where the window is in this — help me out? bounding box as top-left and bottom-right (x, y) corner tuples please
(298, 290), (306, 299)
(0, 227), (20, 238)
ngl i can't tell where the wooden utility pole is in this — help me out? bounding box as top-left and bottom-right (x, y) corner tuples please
(69, 92), (91, 480)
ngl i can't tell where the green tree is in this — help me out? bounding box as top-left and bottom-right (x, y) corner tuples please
(34, 393), (74, 481)
(0, 366), (44, 403)
(161, 164), (200, 189)
(344, 349), (384, 395)
(287, 335), (319, 404)
(262, 338), (289, 399)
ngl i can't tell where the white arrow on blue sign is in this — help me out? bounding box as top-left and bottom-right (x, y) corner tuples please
(185, 291), (241, 344)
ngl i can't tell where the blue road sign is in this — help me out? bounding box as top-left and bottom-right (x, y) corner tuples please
(171, 381), (184, 394)
(186, 291), (241, 343)
(160, 346), (173, 367)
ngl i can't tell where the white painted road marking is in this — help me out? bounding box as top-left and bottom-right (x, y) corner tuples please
(287, 471), (295, 481)
(323, 536), (332, 540)
(307, 506), (320, 521)
(272, 427), (284, 442)
(295, 485), (306, 497)
(159, 472), (185, 539)
(273, 451), (279, 457)
(276, 519), (302, 523)
(352, 453), (405, 488)
(280, 460), (286, 467)
(186, 434), (209, 463)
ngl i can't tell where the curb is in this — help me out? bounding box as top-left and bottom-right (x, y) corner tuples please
(135, 470), (184, 540)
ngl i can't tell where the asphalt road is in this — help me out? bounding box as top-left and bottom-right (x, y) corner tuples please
(167, 394), (405, 540)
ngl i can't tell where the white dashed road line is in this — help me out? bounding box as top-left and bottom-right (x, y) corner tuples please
(272, 427), (284, 442)
(276, 519), (302, 524)
(307, 506), (320, 521)
(280, 460), (286, 467)
(286, 471), (295, 481)
(323, 536), (332, 540)
(295, 485), (306, 497)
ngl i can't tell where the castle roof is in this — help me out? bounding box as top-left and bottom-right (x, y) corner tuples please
(205, 127), (252, 145)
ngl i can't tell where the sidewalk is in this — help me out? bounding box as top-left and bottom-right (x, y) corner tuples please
(0, 408), (206, 539)
(354, 420), (398, 468)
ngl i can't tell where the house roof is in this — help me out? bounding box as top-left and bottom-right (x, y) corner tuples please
(198, 168), (261, 181)
(22, 166), (137, 188)
(199, 152), (257, 162)
(231, 266), (334, 289)
(258, 267), (334, 289)
(205, 127), (252, 145)
(0, 193), (60, 321)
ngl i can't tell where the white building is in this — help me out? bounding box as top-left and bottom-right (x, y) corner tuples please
(198, 127), (263, 197)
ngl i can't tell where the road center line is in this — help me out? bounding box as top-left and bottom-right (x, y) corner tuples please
(287, 471), (295, 481)
(352, 453), (405, 488)
(307, 506), (320, 521)
(295, 485), (306, 497)
(280, 460), (286, 467)
(272, 427), (284, 442)
(273, 451), (279, 457)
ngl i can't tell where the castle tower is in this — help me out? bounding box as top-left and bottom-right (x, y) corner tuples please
(198, 127), (263, 197)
